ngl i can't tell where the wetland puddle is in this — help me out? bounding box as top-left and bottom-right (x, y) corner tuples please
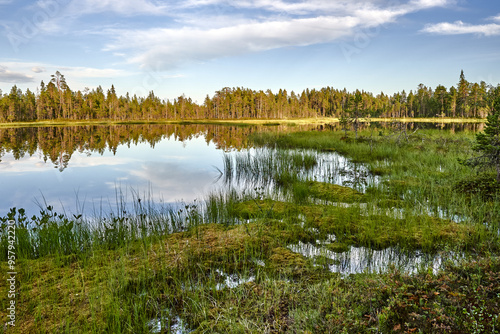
(288, 241), (460, 276)
(223, 147), (378, 194)
(148, 314), (192, 334)
(214, 269), (255, 290)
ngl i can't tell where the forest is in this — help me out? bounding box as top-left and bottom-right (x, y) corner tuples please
(0, 71), (498, 122)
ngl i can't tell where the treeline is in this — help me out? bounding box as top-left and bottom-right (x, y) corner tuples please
(0, 71), (498, 122)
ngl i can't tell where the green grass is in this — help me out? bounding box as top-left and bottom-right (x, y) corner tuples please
(1, 124), (500, 333)
(250, 128), (500, 226)
(1, 214), (498, 333)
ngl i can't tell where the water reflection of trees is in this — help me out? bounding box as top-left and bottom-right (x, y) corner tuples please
(0, 124), (312, 171)
(0, 122), (483, 171)
(322, 121), (484, 132)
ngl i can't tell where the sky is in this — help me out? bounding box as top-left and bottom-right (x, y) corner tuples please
(0, 0), (499, 103)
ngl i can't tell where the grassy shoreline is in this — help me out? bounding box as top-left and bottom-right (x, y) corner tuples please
(0, 116), (486, 128)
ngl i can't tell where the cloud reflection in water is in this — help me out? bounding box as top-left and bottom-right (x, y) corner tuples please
(0, 136), (224, 217)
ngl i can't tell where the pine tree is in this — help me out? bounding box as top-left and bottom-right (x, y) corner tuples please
(50, 71), (68, 118)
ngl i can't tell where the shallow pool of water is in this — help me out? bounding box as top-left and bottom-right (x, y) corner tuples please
(149, 314), (192, 334)
(288, 241), (461, 276)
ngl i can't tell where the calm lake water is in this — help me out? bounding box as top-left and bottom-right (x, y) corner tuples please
(1, 135), (221, 217)
(0, 124), (259, 217)
(0, 122), (481, 218)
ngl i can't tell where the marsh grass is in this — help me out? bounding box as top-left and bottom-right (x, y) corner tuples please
(1, 124), (500, 333)
(223, 148), (317, 188)
(251, 128), (500, 226)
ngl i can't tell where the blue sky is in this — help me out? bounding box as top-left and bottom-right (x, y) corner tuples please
(0, 0), (499, 103)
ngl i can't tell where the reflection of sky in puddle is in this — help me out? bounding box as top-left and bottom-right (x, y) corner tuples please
(149, 313), (192, 334)
(288, 241), (459, 276)
(313, 151), (376, 191)
(214, 269), (255, 290)
(0, 135), (224, 217)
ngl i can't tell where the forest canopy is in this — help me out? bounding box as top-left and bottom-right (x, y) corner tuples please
(0, 70), (498, 123)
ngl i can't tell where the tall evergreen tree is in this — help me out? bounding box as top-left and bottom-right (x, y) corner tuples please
(457, 70), (469, 118)
(462, 87), (500, 181)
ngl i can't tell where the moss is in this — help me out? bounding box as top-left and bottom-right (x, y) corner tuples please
(268, 247), (308, 275)
(1, 213), (498, 333)
(0, 256), (102, 333)
(232, 199), (294, 219)
(326, 243), (351, 253)
(303, 204), (484, 252)
(195, 320), (248, 333)
(306, 181), (365, 203)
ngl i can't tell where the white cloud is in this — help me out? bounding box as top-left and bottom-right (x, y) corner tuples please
(106, 16), (359, 70)
(0, 62), (130, 94)
(212, 0), (359, 15)
(32, 66), (46, 73)
(106, 0), (451, 70)
(409, 0), (451, 9)
(128, 161), (216, 202)
(161, 74), (185, 79)
(181, 0), (452, 15)
(490, 14), (500, 23)
(421, 21), (500, 36)
(59, 66), (128, 78)
(64, 0), (169, 16)
(1, 62), (128, 79)
(6, 0), (173, 36)
(0, 65), (34, 83)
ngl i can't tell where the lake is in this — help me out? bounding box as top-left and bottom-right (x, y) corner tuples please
(0, 122), (482, 218)
(0, 124), (257, 217)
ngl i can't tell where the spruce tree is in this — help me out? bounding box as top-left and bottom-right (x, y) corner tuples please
(463, 87), (500, 182)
